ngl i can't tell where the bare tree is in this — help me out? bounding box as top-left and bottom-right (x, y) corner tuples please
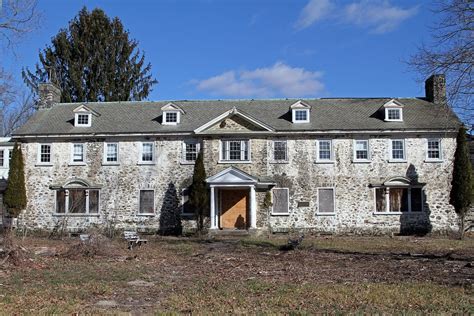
(408, 0), (473, 125)
(0, 0), (40, 49)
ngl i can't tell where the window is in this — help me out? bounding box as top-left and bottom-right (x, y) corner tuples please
(354, 140), (369, 161)
(221, 140), (250, 162)
(74, 113), (92, 127)
(182, 140), (200, 162)
(374, 187), (423, 213)
(390, 139), (405, 161)
(104, 143), (119, 163)
(71, 144), (85, 163)
(163, 111), (180, 124)
(139, 190), (154, 214)
(317, 188), (335, 214)
(293, 109), (309, 123)
(272, 188), (289, 215)
(55, 188), (100, 214)
(0, 150), (4, 167)
(182, 188), (194, 215)
(140, 142), (154, 163)
(316, 140), (332, 162)
(426, 139), (442, 160)
(273, 141), (288, 162)
(38, 144), (52, 164)
(385, 108), (403, 121)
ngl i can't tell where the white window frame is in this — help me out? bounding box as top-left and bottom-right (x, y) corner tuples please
(162, 111), (180, 125)
(103, 142), (119, 165)
(181, 188), (194, 216)
(384, 108), (403, 122)
(219, 139), (251, 163)
(316, 187), (336, 216)
(138, 189), (155, 215)
(69, 143), (86, 165)
(271, 188), (290, 216)
(373, 186), (424, 215)
(425, 138), (443, 162)
(315, 139), (334, 163)
(389, 139), (406, 162)
(181, 140), (201, 164)
(271, 140), (288, 163)
(353, 139), (370, 162)
(139, 142), (155, 164)
(37, 143), (53, 166)
(0, 149), (6, 168)
(74, 113), (92, 127)
(292, 109), (310, 123)
(54, 188), (100, 215)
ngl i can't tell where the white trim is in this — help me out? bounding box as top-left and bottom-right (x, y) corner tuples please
(138, 141), (155, 164)
(54, 188), (100, 215)
(138, 189), (155, 215)
(69, 143), (86, 165)
(219, 139), (251, 163)
(206, 166), (258, 185)
(316, 187), (336, 215)
(271, 188), (290, 216)
(384, 108), (403, 122)
(37, 143), (53, 166)
(162, 111), (181, 125)
(425, 138), (443, 162)
(161, 102), (185, 113)
(0, 148), (12, 169)
(181, 139), (201, 164)
(292, 109), (310, 123)
(372, 186), (424, 214)
(74, 113), (92, 127)
(102, 142), (119, 165)
(270, 140), (289, 163)
(315, 139), (334, 163)
(388, 139), (407, 162)
(353, 139), (371, 163)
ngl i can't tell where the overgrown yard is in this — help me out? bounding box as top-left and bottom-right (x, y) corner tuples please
(0, 234), (473, 313)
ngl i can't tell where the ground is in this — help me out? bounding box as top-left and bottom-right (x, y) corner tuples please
(0, 234), (473, 314)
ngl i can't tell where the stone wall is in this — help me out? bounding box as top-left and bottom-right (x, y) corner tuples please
(19, 133), (459, 234)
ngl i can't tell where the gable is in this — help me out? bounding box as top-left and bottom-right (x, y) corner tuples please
(206, 115), (268, 133)
(206, 167), (258, 184)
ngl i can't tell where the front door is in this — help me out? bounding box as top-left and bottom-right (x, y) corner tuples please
(220, 189), (248, 229)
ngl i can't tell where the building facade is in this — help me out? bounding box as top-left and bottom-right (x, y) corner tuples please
(12, 75), (461, 234)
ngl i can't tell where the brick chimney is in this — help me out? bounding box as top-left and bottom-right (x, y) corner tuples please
(425, 74), (446, 104)
(38, 83), (61, 109)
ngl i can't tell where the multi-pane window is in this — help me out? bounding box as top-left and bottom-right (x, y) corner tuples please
(0, 150), (4, 167)
(354, 140), (369, 161)
(427, 139), (441, 160)
(316, 140), (332, 161)
(272, 188), (289, 215)
(317, 188), (335, 214)
(56, 188), (99, 214)
(181, 188), (194, 215)
(77, 114), (90, 125)
(387, 108), (401, 120)
(105, 143), (118, 163)
(141, 142), (154, 162)
(72, 144), (85, 163)
(39, 144), (51, 163)
(221, 140), (249, 161)
(391, 140), (405, 160)
(139, 190), (154, 214)
(294, 109), (308, 122)
(183, 140), (200, 162)
(375, 187), (422, 213)
(273, 141), (288, 161)
(165, 112), (178, 123)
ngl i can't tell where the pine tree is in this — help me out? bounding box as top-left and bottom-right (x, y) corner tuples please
(449, 126), (473, 239)
(189, 151), (209, 233)
(4, 143), (27, 218)
(22, 7), (157, 103)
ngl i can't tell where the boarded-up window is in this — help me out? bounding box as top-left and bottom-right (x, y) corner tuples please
(182, 188), (194, 215)
(56, 190), (66, 213)
(375, 188), (386, 212)
(89, 190), (99, 213)
(318, 188), (334, 213)
(389, 188), (409, 212)
(68, 189), (87, 213)
(411, 188), (422, 212)
(139, 190), (154, 214)
(272, 188), (289, 214)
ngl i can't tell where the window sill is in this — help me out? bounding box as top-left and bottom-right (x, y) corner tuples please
(315, 160), (335, 164)
(424, 159), (444, 163)
(316, 212), (336, 216)
(137, 213), (155, 217)
(69, 162), (86, 166)
(36, 163), (53, 167)
(388, 160), (407, 163)
(180, 161), (196, 165)
(218, 160), (252, 164)
(102, 162), (120, 166)
(137, 162), (155, 165)
(352, 160), (371, 164)
(271, 213), (290, 216)
(269, 161), (289, 164)
(53, 213), (99, 217)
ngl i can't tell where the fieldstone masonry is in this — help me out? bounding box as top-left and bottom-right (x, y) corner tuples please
(18, 129), (459, 234)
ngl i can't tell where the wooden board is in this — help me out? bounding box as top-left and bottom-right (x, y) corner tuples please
(220, 189), (248, 229)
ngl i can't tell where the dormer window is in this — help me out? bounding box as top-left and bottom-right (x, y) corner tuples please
(382, 99), (404, 122)
(73, 104), (98, 127)
(290, 100), (311, 124)
(161, 102), (184, 125)
(76, 113), (91, 126)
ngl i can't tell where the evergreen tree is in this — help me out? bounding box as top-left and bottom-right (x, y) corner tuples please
(449, 126), (473, 239)
(190, 151), (209, 233)
(22, 7), (157, 103)
(4, 143), (27, 218)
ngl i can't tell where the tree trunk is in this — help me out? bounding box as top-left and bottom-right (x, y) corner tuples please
(459, 213), (465, 240)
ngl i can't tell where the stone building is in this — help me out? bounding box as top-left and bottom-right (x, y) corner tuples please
(12, 75), (461, 234)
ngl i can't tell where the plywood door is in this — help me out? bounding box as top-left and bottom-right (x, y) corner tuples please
(220, 189), (248, 229)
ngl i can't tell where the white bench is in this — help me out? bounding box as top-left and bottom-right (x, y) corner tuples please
(123, 231), (147, 250)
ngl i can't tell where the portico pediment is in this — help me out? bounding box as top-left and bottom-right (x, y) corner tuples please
(206, 167), (258, 185)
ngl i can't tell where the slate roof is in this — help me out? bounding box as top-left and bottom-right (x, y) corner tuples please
(12, 98), (460, 136)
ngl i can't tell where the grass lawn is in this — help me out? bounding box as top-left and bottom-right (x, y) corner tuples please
(0, 234), (473, 314)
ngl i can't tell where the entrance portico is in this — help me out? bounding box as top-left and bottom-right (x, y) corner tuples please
(206, 167), (258, 230)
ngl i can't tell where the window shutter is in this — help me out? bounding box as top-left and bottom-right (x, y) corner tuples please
(272, 188), (289, 214)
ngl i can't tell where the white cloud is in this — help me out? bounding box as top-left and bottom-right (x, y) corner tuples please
(295, 0), (419, 33)
(194, 62), (325, 98)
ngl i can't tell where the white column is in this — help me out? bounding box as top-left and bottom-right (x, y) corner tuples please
(210, 186), (217, 229)
(385, 188), (390, 213)
(250, 185), (257, 229)
(407, 188), (412, 213)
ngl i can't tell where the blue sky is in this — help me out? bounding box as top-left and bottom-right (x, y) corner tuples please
(4, 0), (437, 101)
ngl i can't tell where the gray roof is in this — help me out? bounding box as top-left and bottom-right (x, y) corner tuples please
(12, 98), (460, 136)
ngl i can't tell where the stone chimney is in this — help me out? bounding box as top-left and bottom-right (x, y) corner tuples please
(425, 74), (446, 104)
(38, 83), (61, 109)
